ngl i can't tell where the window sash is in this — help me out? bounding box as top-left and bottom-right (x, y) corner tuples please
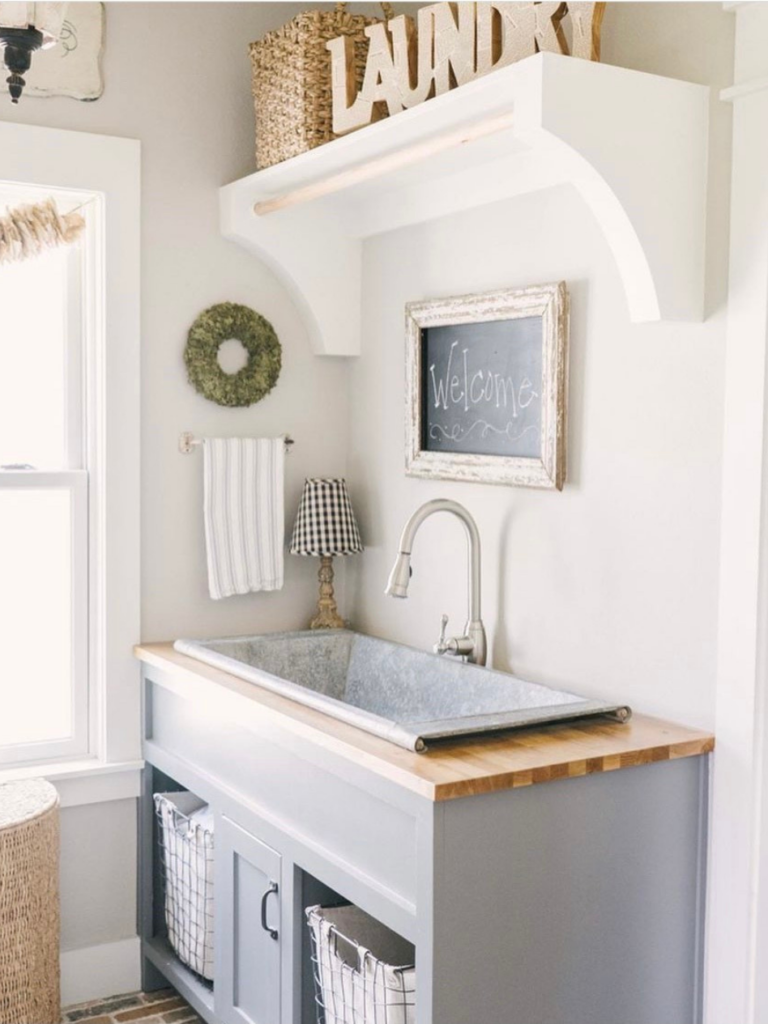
(0, 470), (88, 766)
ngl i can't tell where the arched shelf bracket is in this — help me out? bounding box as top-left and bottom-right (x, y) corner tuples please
(220, 53), (708, 356)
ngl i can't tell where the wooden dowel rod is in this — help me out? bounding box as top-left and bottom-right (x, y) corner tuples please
(253, 112), (516, 218)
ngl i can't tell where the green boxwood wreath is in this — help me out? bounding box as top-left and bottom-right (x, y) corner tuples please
(184, 302), (282, 407)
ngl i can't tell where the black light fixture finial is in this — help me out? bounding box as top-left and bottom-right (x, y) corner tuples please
(0, 26), (44, 103)
(0, 5), (68, 104)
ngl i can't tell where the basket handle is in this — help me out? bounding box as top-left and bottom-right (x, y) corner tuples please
(335, 1), (396, 18)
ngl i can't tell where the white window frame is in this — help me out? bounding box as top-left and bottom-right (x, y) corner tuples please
(0, 122), (141, 781)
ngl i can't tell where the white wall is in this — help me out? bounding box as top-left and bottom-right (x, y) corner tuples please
(0, 0), (734, 1001)
(0, 1), (368, 988)
(345, 1), (734, 732)
(0, 0), (358, 639)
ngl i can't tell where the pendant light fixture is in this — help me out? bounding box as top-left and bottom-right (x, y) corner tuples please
(0, 3), (67, 103)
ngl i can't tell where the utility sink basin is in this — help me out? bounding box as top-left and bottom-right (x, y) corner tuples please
(174, 630), (630, 753)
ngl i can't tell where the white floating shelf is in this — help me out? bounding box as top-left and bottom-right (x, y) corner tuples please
(220, 52), (709, 357)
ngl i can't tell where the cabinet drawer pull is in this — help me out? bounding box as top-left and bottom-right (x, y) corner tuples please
(261, 880), (279, 940)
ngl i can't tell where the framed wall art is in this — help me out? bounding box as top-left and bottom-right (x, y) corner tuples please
(405, 282), (569, 490)
(24, 2), (105, 101)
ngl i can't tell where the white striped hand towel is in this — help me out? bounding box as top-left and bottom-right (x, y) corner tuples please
(203, 437), (285, 600)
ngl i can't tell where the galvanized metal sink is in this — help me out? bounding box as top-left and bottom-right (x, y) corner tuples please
(173, 630), (630, 753)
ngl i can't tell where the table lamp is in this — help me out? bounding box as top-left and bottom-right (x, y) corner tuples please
(290, 477), (363, 629)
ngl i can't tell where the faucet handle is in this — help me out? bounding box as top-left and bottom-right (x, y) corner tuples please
(435, 613), (476, 661)
(438, 614), (449, 645)
(434, 614), (453, 655)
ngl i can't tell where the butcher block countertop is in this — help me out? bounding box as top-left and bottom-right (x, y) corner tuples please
(136, 642), (714, 802)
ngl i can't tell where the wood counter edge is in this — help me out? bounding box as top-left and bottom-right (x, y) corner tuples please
(135, 642), (714, 803)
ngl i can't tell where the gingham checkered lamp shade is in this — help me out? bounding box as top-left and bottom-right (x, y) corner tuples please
(290, 478), (363, 557)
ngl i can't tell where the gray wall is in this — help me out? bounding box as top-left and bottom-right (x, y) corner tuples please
(60, 800), (137, 951)
(0, 1), (378, 959)
(0, 0), (734, 967)
(0, 1), (366, 643)
(345, 2), (734, 732)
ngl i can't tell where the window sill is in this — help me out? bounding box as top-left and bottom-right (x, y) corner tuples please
(0, 757), (144, 807)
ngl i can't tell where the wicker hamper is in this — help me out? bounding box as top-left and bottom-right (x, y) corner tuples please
(0, 779), (60, 1024)
(250, 1), (393, 170)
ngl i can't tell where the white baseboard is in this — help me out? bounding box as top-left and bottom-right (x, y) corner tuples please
(61, 935), (141, 1006)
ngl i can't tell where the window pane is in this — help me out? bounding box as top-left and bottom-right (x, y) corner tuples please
(0, 248), (69, 468)
(0, 488), (73, 746)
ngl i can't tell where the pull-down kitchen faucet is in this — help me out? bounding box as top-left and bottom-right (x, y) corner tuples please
(385, 499), (487, 666)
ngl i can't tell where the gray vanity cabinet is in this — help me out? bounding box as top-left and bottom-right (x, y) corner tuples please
(215, 816), (282, 1024)
(137, 646), (713, 1024)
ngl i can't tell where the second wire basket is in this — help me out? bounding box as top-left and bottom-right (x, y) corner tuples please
(307, 903), (416, 1024)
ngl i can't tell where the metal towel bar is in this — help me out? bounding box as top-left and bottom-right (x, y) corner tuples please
(178, 432), (294, 455)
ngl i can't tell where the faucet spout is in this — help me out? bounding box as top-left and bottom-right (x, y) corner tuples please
(385, 552), (412, 598)
(385, 499), (487, 666)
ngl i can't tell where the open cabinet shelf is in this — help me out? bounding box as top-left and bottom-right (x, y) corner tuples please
(143, 935), (215, 1020)
(220, 52), (709, 356)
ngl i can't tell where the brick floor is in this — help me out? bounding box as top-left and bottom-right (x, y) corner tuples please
(61, 989), (201, 1024)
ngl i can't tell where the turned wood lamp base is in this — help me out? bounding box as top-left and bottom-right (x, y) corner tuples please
(310, 555), (346, 630)
(291, 478), (361, 631)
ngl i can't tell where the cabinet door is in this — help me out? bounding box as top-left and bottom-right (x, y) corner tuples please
(215, 815), (282, 1024)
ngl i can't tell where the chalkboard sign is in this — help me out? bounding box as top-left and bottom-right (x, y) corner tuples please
(405, 283), (569, 490)
(421, 316), (542, 459)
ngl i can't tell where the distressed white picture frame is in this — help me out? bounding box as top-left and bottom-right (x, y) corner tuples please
(405, 282), (569, 490)
(24, 2), (105, 101)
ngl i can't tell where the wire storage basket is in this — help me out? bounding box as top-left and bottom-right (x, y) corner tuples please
(307, 904), (416, 1024)
(154, 792), (215, 981)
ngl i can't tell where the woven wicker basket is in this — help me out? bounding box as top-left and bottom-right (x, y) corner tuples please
(0, 779), (60, 1024)
(250, 2), (393, 170)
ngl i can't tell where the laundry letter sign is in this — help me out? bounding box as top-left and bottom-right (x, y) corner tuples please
(328, 2), (606, 135)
